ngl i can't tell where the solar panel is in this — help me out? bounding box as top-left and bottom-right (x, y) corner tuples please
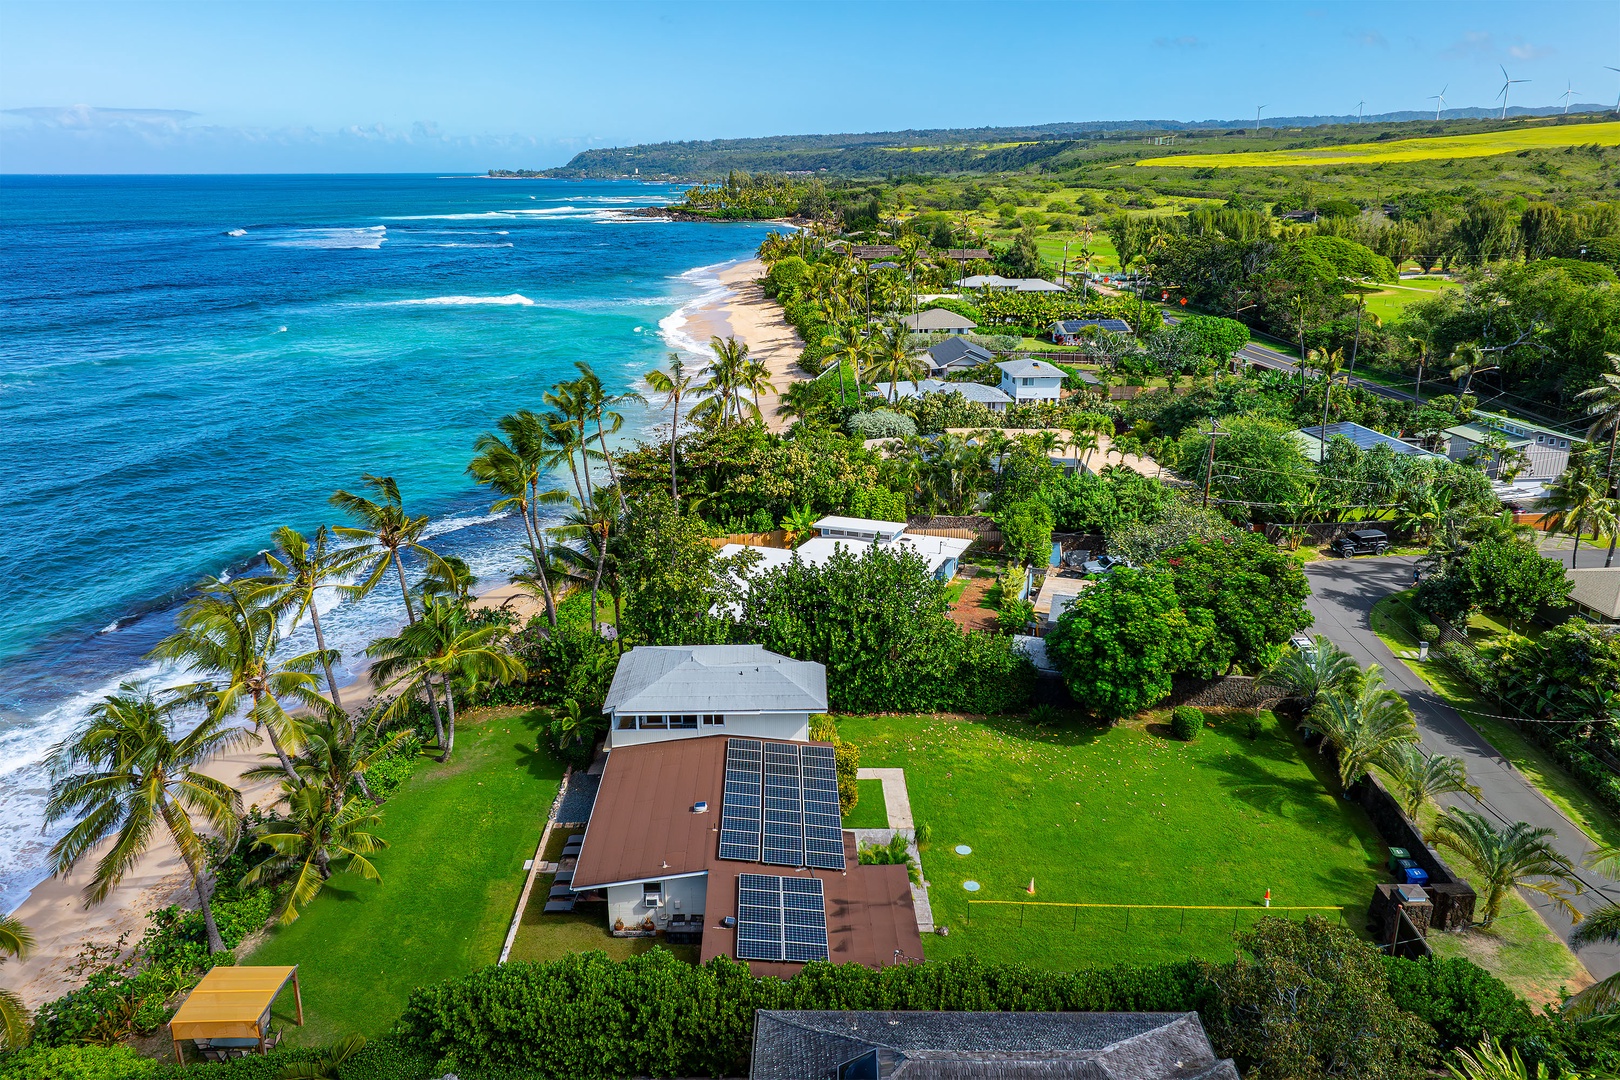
(799, 745), (847, 871)
(719, 739), (763, 862)
(734, 874), (827, 963)
(761, 743), (804, 867)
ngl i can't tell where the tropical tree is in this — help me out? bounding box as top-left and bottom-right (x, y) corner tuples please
(238, 784), (386, 924)
(645, 353), (697, 502)
(241, 716), (410, 809)
(779, 505), (819, 548)
(468, 412), (570, 626)
(366, 597), (526, 761)
(1380, 742), (1480, 822)
(542, 381), (598, 506)
(329, 475), (434, 624)
(690, 335), (751, 426)
(1564, 843), (1620, 1022)
(279, 1033), (369, 1080)
(415, 553), (477, 606)
(1539, 452), (1610, 568)
(1448, 342), (1498, 396)
(872, 323), (925, 403)
(45, 688), (245, 952)
(737, 358), (777, 424)
(1257, 636), (1360, 712)
(820, 323), (873, 408)
(547, 698), (589, 752)
(1310, 665), (1418, 789)
(1431, 809), (1582, 927)
(263, 525), (368, 715)
(1446, 1035), (1555, 1080)
(574, 360), (643, 510)
(150, 581), (331, 784)
(0, 914), (33, 1049)
(1577, 354), (1620, 567)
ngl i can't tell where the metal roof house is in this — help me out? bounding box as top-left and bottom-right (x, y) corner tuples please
(603, 645), (826, 749)
(924, 336), (994, 376)
(1291, 422), (1446, 465)
(868, 378), (1011, 411)
(1446, 411), (1573, 480)
(720, 516), (973, 582)
(749, 1009), (1238, 1079)
(901, 307), (978, 332)
(1050, 318), (1133, 345)
(997, 358), (1066, 406)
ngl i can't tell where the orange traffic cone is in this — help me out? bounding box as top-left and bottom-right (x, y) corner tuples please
(1027, 877), (1036, 895)
(1263, 889), (1271, 908)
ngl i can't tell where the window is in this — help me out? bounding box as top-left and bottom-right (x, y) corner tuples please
(616, 714), (635, 730)
(640, 714), (666, 729)
(643, 881), (662, 906)
(671, 714), (698, 730)
(702, 714), (725, 726)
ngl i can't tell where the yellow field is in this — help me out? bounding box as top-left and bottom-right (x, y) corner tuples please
(1135, 121), (1620, 168)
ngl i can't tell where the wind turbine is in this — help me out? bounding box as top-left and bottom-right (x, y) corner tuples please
(1357, 99), (1367, 123)
(1561, 81), (1580, 114)
(1254, 104), (1267, 135)
(1428, 85), (1447, 121)
(1608, 67), (1620, 115)
(1497, 65), (1529, 120)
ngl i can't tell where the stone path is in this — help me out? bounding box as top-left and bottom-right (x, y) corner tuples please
(854, 767), (932, 936)
(858, 767), (914, 828)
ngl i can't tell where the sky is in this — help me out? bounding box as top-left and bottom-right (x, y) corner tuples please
(1, 0), (1616, 173)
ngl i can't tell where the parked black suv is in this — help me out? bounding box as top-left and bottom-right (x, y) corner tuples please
(1331, 529), (1390, 557)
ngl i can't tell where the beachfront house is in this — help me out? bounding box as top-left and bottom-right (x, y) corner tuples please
(923, 336), (993, 376)
(721, 515), (973, 583)
(867, 378), (1010, 412)
(996, 358), (1065, 406)
(901, 307), (978, 332)
(602, 645), (826, 750)
(567, 735), (923, 974)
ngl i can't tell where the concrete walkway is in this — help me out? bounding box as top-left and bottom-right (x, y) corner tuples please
(858, 767), (915, 828)
(854, 767), (932, 936)
(1306, 556), (1620, 979)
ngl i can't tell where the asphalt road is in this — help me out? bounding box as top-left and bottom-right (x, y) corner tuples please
(1159, 311), (1421, 403)
(1305, 555), (1620, 981)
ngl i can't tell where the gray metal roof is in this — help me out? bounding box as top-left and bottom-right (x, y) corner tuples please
(1293, 422), (1445, 463)
(750, 1010), (1237, 1079)
(602, 645), (827, 716)
(869, 379), (1011, 405)
(903, 308), (979, 331)
(927, 337), (994, 370)
(997, 358), (1067, 379)
(1052, 318), (1133, 335)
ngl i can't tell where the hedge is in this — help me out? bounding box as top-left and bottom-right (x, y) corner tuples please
(0, 1037), (433, 1080)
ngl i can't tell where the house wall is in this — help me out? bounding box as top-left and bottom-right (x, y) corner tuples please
(607, 711), (811, 749)
(999, 375), (1062, 404)
(605, 874), (710, 930)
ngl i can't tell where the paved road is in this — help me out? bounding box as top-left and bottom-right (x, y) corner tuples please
(1305, 555), (1620, 980)
(1161, 312), (1420, 403)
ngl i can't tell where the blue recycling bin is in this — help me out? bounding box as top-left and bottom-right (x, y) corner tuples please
(1399, 865), (1430, 886)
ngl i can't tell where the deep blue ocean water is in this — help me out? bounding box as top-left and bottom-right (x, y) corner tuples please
(0, 174), (772, 908)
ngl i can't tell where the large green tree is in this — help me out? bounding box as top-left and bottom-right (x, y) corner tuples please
(1046, 567), (1210, 721)
(1161, 534), (1312, 675)
(1457, 539), (1571, 634)
(617, 494), (750, 646)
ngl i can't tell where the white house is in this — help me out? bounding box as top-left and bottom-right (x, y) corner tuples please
(867, 378), (1011, 412)
(602, 645), (827, 750)
(996, 358), (1066, 406)
(720, 516), (973, 582)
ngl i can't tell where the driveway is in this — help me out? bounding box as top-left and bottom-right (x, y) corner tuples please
(1305, 555), (1620, 980)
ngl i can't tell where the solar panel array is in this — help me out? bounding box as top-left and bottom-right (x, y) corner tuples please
(736, 873), (829, 963)
(718, 738), (846, 870)
(719, 738), (763, 862)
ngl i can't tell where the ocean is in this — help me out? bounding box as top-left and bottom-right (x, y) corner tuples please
(0, 174), (774, 911)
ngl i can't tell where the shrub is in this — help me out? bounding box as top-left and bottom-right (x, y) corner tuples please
(361, 733), (422, 802)
(997, 598), (1036, 634)
(809, 714), (861, 812)
(0, 1044), (162, 1079)
(848, 485), (908, 522)
(1417, 621), (1441, 643)
(846, 409), (917, 440)
(997, 498), (1055, 568)
(1170, 706), (1202, 741)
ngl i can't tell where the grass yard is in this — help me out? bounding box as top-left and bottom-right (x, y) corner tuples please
(835, 711), (1388, 969)
(843, 779), (889, 829)
(506, 876), (700, 966)
(245, 707), (563, 1045)
(1361, 277), (1459, 323)
(1136, 120), (1620, 169)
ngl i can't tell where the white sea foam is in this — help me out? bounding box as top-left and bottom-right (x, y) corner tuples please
(98, 620), (120, 634)
(224, 228), (247, 237)
(384, 294), (535, 307)
(419, 510), (513, 541)
(262, 226), (387, 250)
(658, 264), (734, 362)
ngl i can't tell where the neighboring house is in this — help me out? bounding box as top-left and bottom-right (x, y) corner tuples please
(867, 378), (1011, 412)
(1291, 422), (1447, 465)
(602, 645), (826, 749)
(1008, 278), (1066, 293)
(1566, 568), (1620, 623)
(901, 307), (978, 332)
(1446, 412), (1573, 480)
(569, 736), (924, 974)
(924, 336), (994, 376)
(749, 1009), (1238, 1080)
(1049, 317), (1133, 345)
(955, 274), (1015, 289)
(721, 515), (973, 581)
(996, 358), (1066, 405)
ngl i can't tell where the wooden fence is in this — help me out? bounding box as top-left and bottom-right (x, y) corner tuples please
(707, 530), (790, 549)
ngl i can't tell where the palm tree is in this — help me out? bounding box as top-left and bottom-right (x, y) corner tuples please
(1540, 453), (1608, 568)
(1406, 332), (1435, 401)
(1431, 808), (1582, 927)
(737, 359), (777, 424)
(547, 698), (589, 751)
(1310, 665), (1419, 789)
(243, 716), (411, 808)
(553, 494), (620, 630)
(1380, 742), (1480, 822)
(238, 784), (386, 924)
(871, 323), (925, 403)
(779, 506), (819, 548)
(415, 553), (477, 606)
(279, 1033), (369, 1079)
(1257, 636), (1360, 712)
(467, 419), (566, 626)
(150, 581), (331, 784)
(699, 335), (751, 425)
(777, 380), (825, 428)
(1564, 843), (1620, 1021)
(45, 688), (245, 952)
(366, 597), (526, 761)
(574, 361), (643, 511)
(1448, 341), (1498, 396)
(1305, 345), (1348, 440)
(645, 353), (696, 502)
(0, 914), (33, 1049)
(542, 382), (597, 506)
(263, 526), (368, 715)
(328, 475), (433, 624)
(820, 323), (872, 409)
(1576, 353), (1620, 566)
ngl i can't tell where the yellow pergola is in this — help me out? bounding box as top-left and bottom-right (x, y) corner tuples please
(168, 964), (302, 1066)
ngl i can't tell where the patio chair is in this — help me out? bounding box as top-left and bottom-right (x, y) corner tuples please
(543, 897), (576, 914)
(551, 869), (574, 885)
(548, 883), (575, 898)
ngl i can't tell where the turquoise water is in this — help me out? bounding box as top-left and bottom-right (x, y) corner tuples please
(0, 175), (770, 907)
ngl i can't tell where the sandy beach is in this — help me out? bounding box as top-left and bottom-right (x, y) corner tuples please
(676, 259), (807, 433)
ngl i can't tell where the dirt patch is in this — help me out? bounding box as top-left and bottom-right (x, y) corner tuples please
(949, 567), (1001, 633)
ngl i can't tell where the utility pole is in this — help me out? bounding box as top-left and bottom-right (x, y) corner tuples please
(1201, 419), (1230, 508)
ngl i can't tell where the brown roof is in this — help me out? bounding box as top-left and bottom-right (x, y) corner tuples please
(852, 244), (902, 259)
(573, 735), (924, 974)
(945, 248), (991, 260)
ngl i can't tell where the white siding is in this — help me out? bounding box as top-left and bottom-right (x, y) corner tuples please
(606, 711), (811, 749)
(605, 874), (709, 930)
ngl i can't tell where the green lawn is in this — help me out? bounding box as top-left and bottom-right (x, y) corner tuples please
(843, 779), (889, 829)
(1360, 277), (1458, 323)
(245, 708), (563, 1044)
(836, 711), (1387, 968)
(506, 876), (700, 966)
(1371, 592), (1620, 852)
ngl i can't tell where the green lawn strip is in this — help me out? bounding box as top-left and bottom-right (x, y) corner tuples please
(843, 779), (889, 829)
(246, 708), (562, 1044)
(506, 879), (700, 966)
(835, 711), (1386, 969)
(1427, 891), (1592, 1007)
(1370, 594), (1620, 851)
